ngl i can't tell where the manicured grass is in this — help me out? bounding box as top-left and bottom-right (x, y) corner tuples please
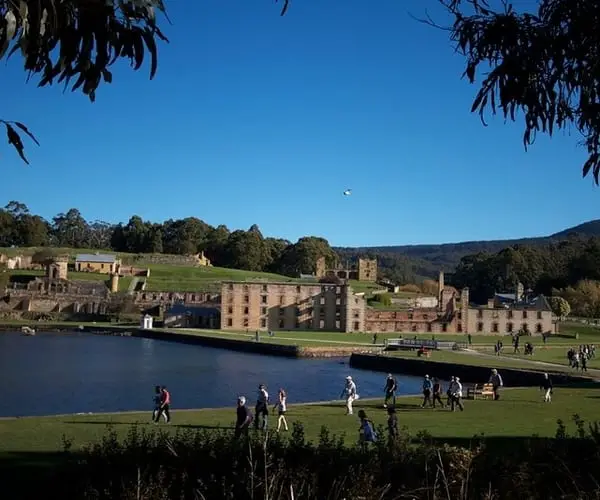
(0, 387), (598, 455)
(387, 348), (600, 375)
(174, 328), (387, 347)
(144, 264), (309, 292)
(347, 280), (385, 295)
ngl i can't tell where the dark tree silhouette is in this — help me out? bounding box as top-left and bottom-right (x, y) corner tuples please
(435, 0), (600, 183)
(0, 0), (290, 164)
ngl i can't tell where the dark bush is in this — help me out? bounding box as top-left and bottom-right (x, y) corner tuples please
(12, 417), (600, 499)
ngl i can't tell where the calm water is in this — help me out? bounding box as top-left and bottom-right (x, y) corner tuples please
(0, 332), (424, 417)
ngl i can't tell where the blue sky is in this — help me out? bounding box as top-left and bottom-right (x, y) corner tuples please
(0, 0), (596, 247)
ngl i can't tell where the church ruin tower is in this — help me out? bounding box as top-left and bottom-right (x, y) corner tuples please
(110, 273), (119, 293)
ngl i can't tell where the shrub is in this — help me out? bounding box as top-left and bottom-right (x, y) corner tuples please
(12, 417), (600, 499)
(373, 293), (392, 306)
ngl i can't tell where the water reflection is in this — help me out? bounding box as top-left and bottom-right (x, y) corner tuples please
(0, 332), (425, 417)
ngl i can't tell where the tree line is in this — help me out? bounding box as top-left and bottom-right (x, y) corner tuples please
(0, 201), (341, 277)
(449, 236), (600, 317)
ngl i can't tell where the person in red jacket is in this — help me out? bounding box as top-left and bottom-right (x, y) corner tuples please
(154, 386), (171, 423)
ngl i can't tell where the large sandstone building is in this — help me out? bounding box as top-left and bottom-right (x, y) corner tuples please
(220, 281), (366, 332)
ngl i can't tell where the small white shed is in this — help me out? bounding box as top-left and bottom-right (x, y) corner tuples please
(140, 314), (154, 330)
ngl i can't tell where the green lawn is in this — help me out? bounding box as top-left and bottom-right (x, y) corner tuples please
(144, 264), (308, 292)
(387, 347), (600, 375)
(0, 387), (598, 455)
(347, 280), (385, 295)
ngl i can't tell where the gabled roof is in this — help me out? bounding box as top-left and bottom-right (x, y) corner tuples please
(76, 253), (117, 264)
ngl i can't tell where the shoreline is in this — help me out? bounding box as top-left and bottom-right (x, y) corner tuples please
(0, 396), (396, 421)
(0, 322), (382, 359)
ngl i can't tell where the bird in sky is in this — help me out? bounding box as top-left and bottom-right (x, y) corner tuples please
(343, 189), (352, 196)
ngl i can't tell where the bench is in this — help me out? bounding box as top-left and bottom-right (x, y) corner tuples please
(466, 383), (495, 400)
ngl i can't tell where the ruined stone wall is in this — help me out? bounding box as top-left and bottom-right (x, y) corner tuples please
(122, 254), (198, 266)
(364, 308), (458, 334)
(357, 258), (377, 282)
(133, 290), (219, 305)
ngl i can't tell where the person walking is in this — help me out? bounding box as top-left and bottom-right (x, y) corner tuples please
(432, 378), (445, 408)
(235, 396), (253, 438)
(357, 409), (378, 446)
(541, 373), (553, 403)
(383, 373), (397, 408)
(446, 376), (455, 406)
(340, 375), (358, 415)
(154, 385), (171, 423)
(254, 384), (269, 430)
(488, 368), (504, 401)
(421, 375), (433, 408)
(273, 388), (289, 432)
(152, 385), (162, 422)
(450, 377), (464, 412)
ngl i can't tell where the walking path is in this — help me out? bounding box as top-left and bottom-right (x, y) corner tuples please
(181, 328), (382, 347)
(461, 348), (600, 378)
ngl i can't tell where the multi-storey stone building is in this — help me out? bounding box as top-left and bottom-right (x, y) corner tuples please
(315, 257), (377, 282)
(220, 281), (366, 332)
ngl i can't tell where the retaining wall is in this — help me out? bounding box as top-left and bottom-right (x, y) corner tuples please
(349, 353), (593, 386)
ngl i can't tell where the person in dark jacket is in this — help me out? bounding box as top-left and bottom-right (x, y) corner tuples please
(235, 396), (253, 438)
(383, 373), (397, 408)
(541, 373), (553, 403)
(432, 378), (445, 408)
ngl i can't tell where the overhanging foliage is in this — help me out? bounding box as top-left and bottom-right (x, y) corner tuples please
(0, 0), (170, 162)
(440, 0), (600, 183)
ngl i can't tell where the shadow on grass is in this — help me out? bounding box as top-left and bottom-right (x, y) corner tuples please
(62, 420), (229, 431)
(309, 402), (424, 411)
(62, 420), (153, 425)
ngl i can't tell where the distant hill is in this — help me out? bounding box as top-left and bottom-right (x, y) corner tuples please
(335, 219), (600, 278)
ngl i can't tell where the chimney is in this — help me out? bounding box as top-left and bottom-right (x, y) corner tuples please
(438, 271), (445, 297)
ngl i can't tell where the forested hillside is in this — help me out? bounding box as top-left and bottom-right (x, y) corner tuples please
(2, 200), (600, 294)
(336, 219), (600, 276)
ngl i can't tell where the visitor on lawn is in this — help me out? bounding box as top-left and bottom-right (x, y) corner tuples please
(341, 375), (358, 415)
(273, 388), (289, 432)
(446, 376), (455, 406)
(383, 373), (397, 408)
(449, 377), (464, 412)
(254, 384), (269, 430)
(357, 409), (377, 446)
(432, 378), (445, 408)
(154, 386), (171, 424)
(421, 375), (433, 408)
(152, 385), (162, 422)
(235, 396), (253, 438)
(488, 368), (504, 401)
(540, 373), (553, 403)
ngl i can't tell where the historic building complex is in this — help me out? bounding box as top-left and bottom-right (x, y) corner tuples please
(218, 271), (556, 335)
(0, 251), (556, 335)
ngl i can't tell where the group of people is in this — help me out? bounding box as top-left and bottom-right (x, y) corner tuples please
(234, 385), (289, 437)
(152, 385), (171, 423)
(420, 374), (465, 411)
(153, 365), (558, 440)
(567, 344), (596, 371)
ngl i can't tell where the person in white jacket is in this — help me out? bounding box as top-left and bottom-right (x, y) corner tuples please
(450, 376), (464, 412)
(488, 368), (504, 401)
(340, 375), (358, 415)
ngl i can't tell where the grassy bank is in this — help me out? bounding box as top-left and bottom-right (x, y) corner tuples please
(1, 387), (598, 455)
